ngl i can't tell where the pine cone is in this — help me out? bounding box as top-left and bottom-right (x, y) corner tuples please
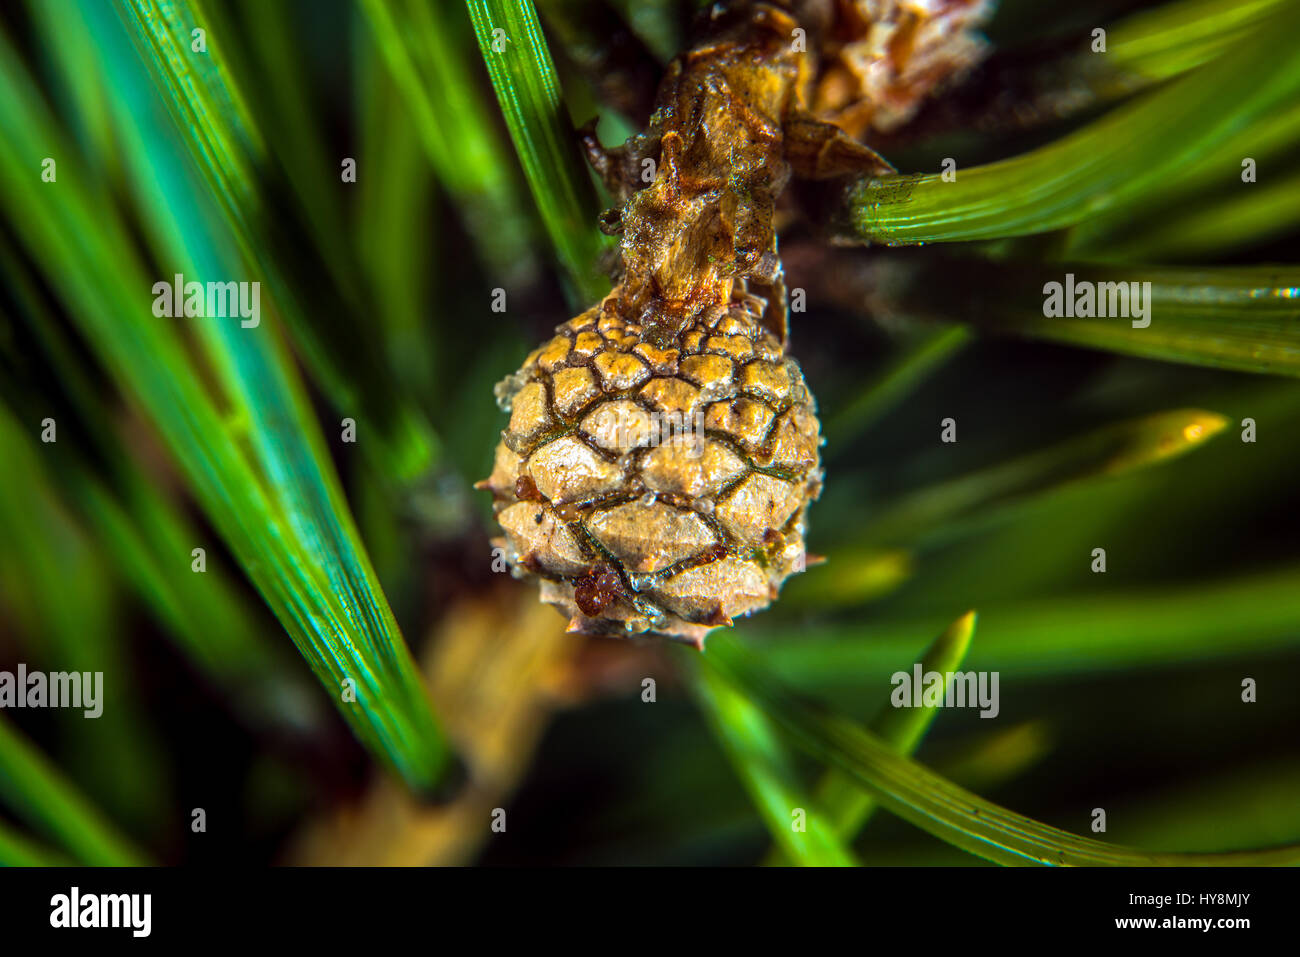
(480, 295), (822, 646)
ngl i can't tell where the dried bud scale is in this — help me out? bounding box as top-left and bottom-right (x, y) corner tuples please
(813, 0), (994, 137)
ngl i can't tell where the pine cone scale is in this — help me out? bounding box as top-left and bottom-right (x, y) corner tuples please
(484, 297), (822, 645)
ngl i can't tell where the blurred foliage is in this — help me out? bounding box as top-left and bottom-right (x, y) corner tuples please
(0, 0), (1296, 866)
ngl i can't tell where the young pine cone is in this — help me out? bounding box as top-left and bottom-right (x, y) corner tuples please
(480, 296), (822, 646)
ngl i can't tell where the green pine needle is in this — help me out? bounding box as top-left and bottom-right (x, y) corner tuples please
(765, 611), (978, 865)
(693, 659), (858, 867)
(0, 27), (453, 792)
(707, 635), (1300, 866)
(0, 717), (148, 867)
(465, 0), (613, 306)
